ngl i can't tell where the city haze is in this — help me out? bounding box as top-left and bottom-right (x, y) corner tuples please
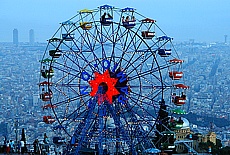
(0, 0), (230, 42)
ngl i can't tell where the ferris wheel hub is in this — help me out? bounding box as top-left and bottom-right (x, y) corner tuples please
(89, 70), (120, 104)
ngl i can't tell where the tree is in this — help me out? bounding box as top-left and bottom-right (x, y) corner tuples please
(21, 128), (26, 142)
(199, 140), (221, 155)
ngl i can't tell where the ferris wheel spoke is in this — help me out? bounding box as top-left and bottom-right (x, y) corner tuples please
(69, 104), (89, 119)
(109, 26), (122, 63)
(125, 53), (154, 76)
(128, 68), (160, 81)
(53, 59), (81, 74)
(64, 53), (97, 74)
(76, 25), (94, 47)
(128, 90), (160, 104)
(127, 96), (158, 120)
(51, 93), (88, 108)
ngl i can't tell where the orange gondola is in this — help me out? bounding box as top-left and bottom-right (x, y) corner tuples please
(79, 9), (93, 30)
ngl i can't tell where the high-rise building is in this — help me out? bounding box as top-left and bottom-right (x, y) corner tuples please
(13, 28), (18, 45)
(29, 29), (35, 44)
(224, 35), (227, 44)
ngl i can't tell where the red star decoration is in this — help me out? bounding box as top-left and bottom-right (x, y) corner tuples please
(89, 70), (120, 104)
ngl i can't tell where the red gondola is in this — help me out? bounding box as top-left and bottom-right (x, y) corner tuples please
(39, 81), (52, 86)
(169, 58), (184, 63)
(172, 84), (189, 106)
(42, 104), (57, 110)
(43, 116), (55, 124)
(174, 84), (189, 89)
(40, 92), (53, 101)
(172, 96), (186, 106)
(141, 18), (156, 23)
(169, 71), (183, 80)
(141, 18), (156, 39)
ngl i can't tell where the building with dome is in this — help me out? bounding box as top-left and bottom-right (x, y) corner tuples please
(174, 117), (190, 140)
(173, 117), (216, 154)
(173, 117), (194, 153)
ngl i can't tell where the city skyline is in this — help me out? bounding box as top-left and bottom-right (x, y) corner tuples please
(1, 1), (230, 151)
(0, 0), (230, 43)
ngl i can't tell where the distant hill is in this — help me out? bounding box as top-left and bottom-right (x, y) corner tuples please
(186, 112), (230, 128)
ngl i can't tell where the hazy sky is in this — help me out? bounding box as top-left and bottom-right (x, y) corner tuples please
(0, 0), (229, 43)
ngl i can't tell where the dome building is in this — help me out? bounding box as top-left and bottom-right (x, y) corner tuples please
(173, 117), (194, 153)
(173, 117), (217, 154)
(174, 117), (191, 141)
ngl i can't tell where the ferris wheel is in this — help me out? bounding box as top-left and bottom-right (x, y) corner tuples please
(38, 4), (189, 155)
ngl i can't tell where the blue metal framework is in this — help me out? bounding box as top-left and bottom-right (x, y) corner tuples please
(38, 4), (188, 155)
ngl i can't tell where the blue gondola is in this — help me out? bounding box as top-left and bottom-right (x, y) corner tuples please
(48, 38), (61, 43)
(99, 5), (114, 26)
(141, 18), (156, 39)
(121, 7), (135, 12)
(122, 20), (136, 29)
(121, 7), (136, 29)
(158, 49), (172, 57)
(62, 20), (74, 25)
(158, 36), (173, 41)
(53, 125), (66, 130)
(62, 34), (74, 41)
(101, 17), (113, 26)
(53, 136), (66, 145)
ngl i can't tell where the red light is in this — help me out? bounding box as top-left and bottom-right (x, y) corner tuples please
(89, 70), (120, 104)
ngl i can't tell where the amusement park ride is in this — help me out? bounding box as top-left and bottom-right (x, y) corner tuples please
(38, 5), (189, 155)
